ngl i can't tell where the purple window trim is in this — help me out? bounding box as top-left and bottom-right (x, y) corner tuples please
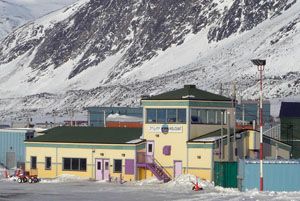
(163, 145), (171, 155)
(125, 159), (134, 175)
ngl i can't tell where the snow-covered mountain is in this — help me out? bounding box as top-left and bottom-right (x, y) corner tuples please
(0, 0), (77, 39)
(0, 0), (300, 121)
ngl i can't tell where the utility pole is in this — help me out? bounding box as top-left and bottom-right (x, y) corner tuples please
(251, 59), (266, 192)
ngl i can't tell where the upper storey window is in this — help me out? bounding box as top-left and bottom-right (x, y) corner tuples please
(191, 109), (226, 125)
(146, 108), (186, 124)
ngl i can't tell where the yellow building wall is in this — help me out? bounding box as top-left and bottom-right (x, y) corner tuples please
(187, 145), (213, 181)
(143, 105), (189, 179)
(143, 124), (188, 178)
(25, 143), (138, 181)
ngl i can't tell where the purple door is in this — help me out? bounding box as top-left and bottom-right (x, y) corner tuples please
(146, 141), (154, 163)
(174, 161), (182, 178)
(96, 159), (103, 180)
(103, 159), (110, 180)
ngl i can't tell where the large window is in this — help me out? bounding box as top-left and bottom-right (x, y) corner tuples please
(31, 156), (37, 169)
(45, 157), (51, 170)
(157, 109), (166, 123)
(147, 109), (156, 123)
(191, 109), (226, 125)
(114, 159), (122, 173)
(146, 108), (186, 124)
(63, 158), (86, 171)
(178, 109), (186, 123)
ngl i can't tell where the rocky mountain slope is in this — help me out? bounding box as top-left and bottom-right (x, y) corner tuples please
(0, 0), (77, 39)
(0, 0), (299, 121)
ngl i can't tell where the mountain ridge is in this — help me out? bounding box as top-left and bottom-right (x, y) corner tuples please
(0, 0), (299, 120)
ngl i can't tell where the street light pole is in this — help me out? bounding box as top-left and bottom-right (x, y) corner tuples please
(251, 59), (266, 192)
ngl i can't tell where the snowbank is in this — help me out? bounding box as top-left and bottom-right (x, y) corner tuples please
(133, 174), (215, 191)
(40, 174), (88, 183)
(133, 177), (164, 186)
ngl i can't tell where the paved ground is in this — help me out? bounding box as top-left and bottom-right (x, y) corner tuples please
(0, 180), (300, 201)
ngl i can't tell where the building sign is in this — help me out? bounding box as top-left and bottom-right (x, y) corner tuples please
(148, 125), (183, 134)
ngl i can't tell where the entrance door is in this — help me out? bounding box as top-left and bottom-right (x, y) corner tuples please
(96, 159), (110, 181)
(103, 159), (110, 180)
(174, 161), (182, 178)
(95, 159), (103, 180)
(146, 141), (154, 163)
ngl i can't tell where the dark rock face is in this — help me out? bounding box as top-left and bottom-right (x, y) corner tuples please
(0, 0), (296, 83)
(207, 0), (297, 42)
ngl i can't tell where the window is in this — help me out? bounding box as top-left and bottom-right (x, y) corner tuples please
(208, 110), (216, 124)
(148, 143), (153, 153)
(146, 108), (186, 124)
(146, 109), (156, 123)
(72, 158), (79, 170)
(80, 159), (87, 171)
(45, 157), (51, 170)
(199, 110), (207, 123)
(191, 109), (199, 123)
(157, 109), (166, 123)
(104, 161), (109, 170)
(63, 158), (86, 171)
(31, 156), (37, 169)
(167, 109), (176, 123)
(178, 109), (186, 123)
(114, 159), (122, 173)
(63, 158), (71, 170)
(97, 161), (101, 170)
(191, 109), (225, 125)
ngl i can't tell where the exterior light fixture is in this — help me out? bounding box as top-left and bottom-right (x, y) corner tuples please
(100, 153), (104, 156)
(251, 59), (266, 191)
(121, 153), (126, 157)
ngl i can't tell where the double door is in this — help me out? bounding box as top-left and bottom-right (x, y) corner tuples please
(95, 159), (110, 180)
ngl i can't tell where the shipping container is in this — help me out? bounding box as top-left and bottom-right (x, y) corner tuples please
(238, 159), (300, 191)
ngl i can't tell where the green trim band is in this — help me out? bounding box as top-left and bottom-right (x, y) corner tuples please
(187, 143), (214, 148)
(25, 143), (137, 150)
(143, 101), (232, 108)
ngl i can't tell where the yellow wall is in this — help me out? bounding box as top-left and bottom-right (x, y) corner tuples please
(143, 123), (189, 178)
(143, 105), (189, 179)
(187, 144), (213, 181)
(25, 143), (138, 181)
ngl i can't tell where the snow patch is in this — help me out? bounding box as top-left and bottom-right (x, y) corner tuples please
(40, 174), (88, 183)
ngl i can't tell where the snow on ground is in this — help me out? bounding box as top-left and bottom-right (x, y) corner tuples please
(0, 174), (300, 200)
(40, 174), (89, 183)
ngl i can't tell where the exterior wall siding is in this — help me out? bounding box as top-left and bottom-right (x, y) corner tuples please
(238, 160), (300, 191)
(0, 130), (33, 168)
(25, 143), (140, 181)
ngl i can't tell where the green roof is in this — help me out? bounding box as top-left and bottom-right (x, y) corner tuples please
(143, 85), (231, 101)
(26, 127), (143, 144)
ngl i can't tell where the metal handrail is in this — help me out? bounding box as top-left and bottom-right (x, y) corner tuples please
(137, 152), (171, 179)
(153, 157), (172, 179)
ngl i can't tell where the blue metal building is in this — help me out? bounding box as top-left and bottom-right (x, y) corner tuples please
(86, 107), (143, 127)
(238, 159), (300, 191)
(0, 129), (34, 169)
